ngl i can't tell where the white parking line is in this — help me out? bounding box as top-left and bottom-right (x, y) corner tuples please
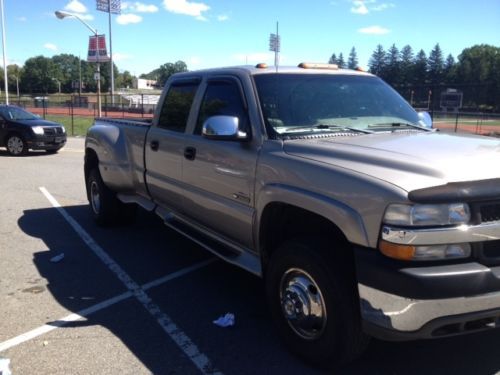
(36, 187), (222, 375)
(0, 260), (213, 353)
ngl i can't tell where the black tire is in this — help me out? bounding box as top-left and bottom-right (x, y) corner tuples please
(266, 237), (369, 369)
(6, 134), (28, 156)
(87, 168), (137, 226)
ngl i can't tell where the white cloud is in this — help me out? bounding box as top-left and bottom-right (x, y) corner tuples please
(117, 13), (143, 24)
(44, 43), (58, 51)
(122, 2), (159, 13)
(372, 3), (395, 11)
(358, 25), (390, 34)
(163, 0), (210, 19)
(217, 14), (229, 21)
(17, 16), (27, 22)
(351, 0), (368, 14)
(78, 13), (95, 20)
(64, 0), (87, 13)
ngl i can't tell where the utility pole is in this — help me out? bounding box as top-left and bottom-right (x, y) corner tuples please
(1, 0), (9, 104)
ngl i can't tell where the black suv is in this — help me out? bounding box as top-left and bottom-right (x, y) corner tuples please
(0, 105), (67, 156)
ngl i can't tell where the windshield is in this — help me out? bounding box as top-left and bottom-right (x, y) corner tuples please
(254, 74), (421, 135)
(0, 107), (38, 121)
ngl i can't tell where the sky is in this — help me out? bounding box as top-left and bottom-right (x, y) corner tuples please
(2, 0), (500, 76)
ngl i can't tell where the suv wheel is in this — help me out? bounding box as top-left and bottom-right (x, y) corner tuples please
(6, 134), (28, 156)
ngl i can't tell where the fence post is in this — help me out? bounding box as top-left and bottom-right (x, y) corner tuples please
(105, 94), (108, 117)
(141, 94), (144, 118)
(454, 112), (459, 132)
(71, 98), (74, 136)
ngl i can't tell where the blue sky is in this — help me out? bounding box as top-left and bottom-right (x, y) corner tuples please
(3, 0), (500, 76)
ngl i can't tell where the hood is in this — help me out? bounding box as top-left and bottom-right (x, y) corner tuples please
(283, 131), (500, 192)
(12, 118), (62, 127)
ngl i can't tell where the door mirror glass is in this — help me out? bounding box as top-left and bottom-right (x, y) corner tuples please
(202, 115), (248, 141)
(418, 111), (433, 129)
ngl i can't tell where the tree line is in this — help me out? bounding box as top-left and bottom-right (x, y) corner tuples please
(329, 44), (500, 111)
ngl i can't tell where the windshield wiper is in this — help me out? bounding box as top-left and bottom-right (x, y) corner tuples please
(368, 122), (429, 131)
(285, 124), (373, 134)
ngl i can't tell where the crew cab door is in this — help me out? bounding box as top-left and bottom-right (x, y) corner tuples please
(144, 79), (200, 213)
(182, 77), (258, 249)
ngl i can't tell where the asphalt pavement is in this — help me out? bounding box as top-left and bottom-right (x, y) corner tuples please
(1, 137), (499, 374)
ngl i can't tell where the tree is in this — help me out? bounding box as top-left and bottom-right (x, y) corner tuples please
(7, 64), (22, 95)
(116, 70), (135, 89)
(347, 47), (358, 69)
(142, 60), (188, 86)
(337, 53), (345, 68)
(413, 49), (428, 85)
(428, 43), (444, 84)
(385, 44), (400, 85)
(20, 56), (59, 93)
(444, 54), (456, 83)
(328, 53), (337, 65)
(399, 45), (414, 84)
(368, 44), (386, 76)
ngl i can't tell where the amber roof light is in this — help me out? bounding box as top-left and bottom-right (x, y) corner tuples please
(298, 62), (339, 70)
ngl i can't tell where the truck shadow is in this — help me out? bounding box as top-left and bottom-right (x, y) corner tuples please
(17, 204), (500, 374)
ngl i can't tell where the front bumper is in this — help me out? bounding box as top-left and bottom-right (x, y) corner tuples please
(26, 134), (67, 150)
(355, 245), (500, 340)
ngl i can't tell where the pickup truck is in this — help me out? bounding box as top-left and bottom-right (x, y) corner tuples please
(84, 63), (500, 368)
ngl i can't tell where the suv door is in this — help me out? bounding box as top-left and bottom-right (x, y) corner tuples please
(182, 77), (258, 249)
(145, 79), (200, 213)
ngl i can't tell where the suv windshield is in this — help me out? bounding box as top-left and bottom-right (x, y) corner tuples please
(0, 107), (38, 121)
(254, 74), (421, 135)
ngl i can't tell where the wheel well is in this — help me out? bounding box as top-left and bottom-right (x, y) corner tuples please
(259, 203), (352, 272)
(4, 131), (23, 144)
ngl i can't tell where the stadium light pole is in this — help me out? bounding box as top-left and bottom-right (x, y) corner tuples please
(1, 0), (9, 104)
(55, 10), (102, 117)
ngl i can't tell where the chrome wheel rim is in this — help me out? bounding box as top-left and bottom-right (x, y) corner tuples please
(90, 180), (101, 214)
(280, 268), (327, 340)
(7, 136), (24, 155)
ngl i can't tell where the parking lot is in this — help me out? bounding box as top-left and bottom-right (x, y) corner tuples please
(1, 137), (500, 374)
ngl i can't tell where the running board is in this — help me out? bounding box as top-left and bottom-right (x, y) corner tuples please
(160, 212), (262, 277)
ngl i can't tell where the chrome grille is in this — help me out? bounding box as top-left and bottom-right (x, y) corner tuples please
(43, 127), (64, 135)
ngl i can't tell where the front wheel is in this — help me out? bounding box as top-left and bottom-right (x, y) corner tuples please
(6, 134), (28, 156)
(266, 238), (369, 368)
(87, 168), (136, 226)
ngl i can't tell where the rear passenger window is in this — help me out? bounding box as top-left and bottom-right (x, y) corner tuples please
(195, 80), (248, 135)
(157, 82), (199, 132)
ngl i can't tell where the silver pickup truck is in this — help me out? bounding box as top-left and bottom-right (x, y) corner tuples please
(85, 63), (500, 368)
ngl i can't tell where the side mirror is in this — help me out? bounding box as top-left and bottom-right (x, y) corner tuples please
(418, 111), (433, 129)
(202, 115), (249, 141)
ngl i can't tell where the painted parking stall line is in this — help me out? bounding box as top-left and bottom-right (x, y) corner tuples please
(38, 187), (222, 375)
(0, 260), (214, 353)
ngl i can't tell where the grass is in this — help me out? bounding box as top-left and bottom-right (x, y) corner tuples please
(44, 115), (94, 136)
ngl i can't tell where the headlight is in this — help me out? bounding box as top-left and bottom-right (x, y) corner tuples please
(61, 126), (66, 134)
(379, 241), (471, 261)
(32, 126), (45, 135)
(383, 203), (470, 226)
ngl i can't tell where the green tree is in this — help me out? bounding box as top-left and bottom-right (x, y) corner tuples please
(142, 60), (188, 86)
(20, 56), (59, 93)
(413, 49), (428, 85)
(428, 43), (444, 84)
(116, 70), (135, 89)
(328, 53), (337, 65)
(368, 44), (386, 76)
(347, 47), (358, 69)
(444, 54), (456, 83)
(385, 44), (400, 85)
(6, 64), (22, 95)
(337, 53), (345, 68)
(399, 45), (414, 84)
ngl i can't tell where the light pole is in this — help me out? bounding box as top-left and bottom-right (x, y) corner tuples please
(55, 10), (101, 117)
(1, 0), (9, 104)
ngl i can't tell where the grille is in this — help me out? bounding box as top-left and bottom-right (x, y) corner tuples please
(43, 127), (63, 135)
(480, 203), (500, 223)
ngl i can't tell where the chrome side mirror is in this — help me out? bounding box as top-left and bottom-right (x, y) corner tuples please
(418, 111), (433, 129)
(202, 115), (248, 141)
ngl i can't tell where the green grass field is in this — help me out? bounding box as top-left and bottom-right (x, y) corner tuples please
(45, 115), (94, 136)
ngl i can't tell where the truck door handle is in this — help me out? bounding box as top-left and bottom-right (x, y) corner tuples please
(150, 140), (159, 151)
(184, 146), (196, 160)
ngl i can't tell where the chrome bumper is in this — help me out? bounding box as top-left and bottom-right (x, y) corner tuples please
(359, 283), (500, 334)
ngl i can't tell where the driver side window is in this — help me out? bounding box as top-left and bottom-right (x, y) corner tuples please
(195, 80), (248, 135)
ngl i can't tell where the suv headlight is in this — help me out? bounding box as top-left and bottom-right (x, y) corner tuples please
(379, 203), (471, 261)
(383, 203), (470, 226)
(32, 126), (45, 135)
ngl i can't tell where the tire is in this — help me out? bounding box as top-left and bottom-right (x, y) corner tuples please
(6, 134), (28, 156)
(266, 237), (369, 369)
(87, 168), (137, 226)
